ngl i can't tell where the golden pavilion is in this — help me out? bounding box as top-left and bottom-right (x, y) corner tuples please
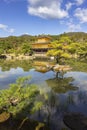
(32, 36), (52, 57)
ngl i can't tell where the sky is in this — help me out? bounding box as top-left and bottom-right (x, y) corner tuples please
(0, 0), (87, 37)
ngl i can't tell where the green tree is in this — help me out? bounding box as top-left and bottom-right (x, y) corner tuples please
(0, 76), (43, 117)
(21, 43), (32, 55)
(77, 42), (87, 59)
(0, 48), (4, 55)
(69, 42), (87, 60)
(47, 37), (71, 63)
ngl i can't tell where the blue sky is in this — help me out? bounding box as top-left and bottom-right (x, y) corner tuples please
(0, 0), (87, 37)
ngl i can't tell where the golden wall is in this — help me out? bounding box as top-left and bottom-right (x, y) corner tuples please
(32, 43), (50, 49)
(36, 37), (50, 43)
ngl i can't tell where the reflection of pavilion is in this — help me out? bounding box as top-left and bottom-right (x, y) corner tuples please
(32, 36), (52, 58)
(46, 77), (77, 93)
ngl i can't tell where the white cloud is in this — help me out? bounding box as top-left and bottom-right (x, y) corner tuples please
(0, 23), (15, 33)
(0, 24), (8, 31)
(75, 0), (85, 5)
(60, 18), (82, 32)
(67, 21), (81, 32)
(8, 28), (15, 33)
(74, 8), (87, 23)
(25, 32), (29, 35)
(65, 2), (73, 10)
(27, 0), (68, 19)
(65, 0), (85, 11)
(28, 0), (41, 5)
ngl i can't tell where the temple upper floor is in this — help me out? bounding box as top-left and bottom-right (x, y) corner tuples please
(35, 36), (51, 43)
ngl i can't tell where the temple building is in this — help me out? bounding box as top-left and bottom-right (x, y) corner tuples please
(32, 36), (52, 57)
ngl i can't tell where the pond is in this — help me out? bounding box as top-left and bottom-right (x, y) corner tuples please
(0, 59), (87, 130)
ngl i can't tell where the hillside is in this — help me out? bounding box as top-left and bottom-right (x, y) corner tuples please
(0, 32), (87, 58)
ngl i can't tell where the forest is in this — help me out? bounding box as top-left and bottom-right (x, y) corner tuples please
(0, 32), (87, 62)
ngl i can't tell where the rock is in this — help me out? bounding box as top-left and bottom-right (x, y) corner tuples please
(0, 112), (10, 123)
(53, 65), (72, 72)
(63, 113), (87, 130)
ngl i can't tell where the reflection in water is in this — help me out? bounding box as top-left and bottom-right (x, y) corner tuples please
(46, 77), (77, 93)
(0, 68), (31, 89)
(0, 59), (33, 72)
(0, 60), (87, 129)
(33, 90), (87, 130)
(65, 71), (87, 91)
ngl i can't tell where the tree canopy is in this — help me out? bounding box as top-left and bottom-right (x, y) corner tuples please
(47, 37), (71, 63)
(0, 76), (43, 117)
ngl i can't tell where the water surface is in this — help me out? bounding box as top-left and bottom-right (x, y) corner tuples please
(0, 60), (87, 130)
